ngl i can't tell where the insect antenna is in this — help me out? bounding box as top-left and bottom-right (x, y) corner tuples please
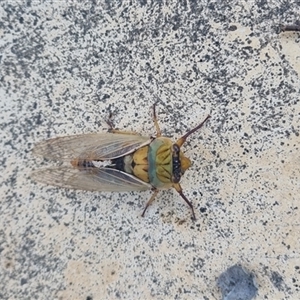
(176, 115), (211, 147)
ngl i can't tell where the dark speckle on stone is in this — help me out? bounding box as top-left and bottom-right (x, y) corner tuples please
(200, 207), (207, 213)
(228, 25), (237, 31)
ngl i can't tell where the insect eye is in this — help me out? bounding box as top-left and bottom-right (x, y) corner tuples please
(172, 144), (182, 183)
(173, 144), (180, 152)
(172, 173), (181, 183)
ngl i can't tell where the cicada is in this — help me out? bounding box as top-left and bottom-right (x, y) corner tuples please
(32, 105), (210, 219)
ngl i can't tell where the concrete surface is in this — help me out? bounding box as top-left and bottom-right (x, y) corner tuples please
(1, 1), (300, 299)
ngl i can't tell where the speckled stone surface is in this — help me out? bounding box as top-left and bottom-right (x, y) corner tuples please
(1, 1), (300, 299)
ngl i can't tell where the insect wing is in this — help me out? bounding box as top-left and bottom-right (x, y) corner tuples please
(33, 133), (152, 161)
(31, 167), (152, 192)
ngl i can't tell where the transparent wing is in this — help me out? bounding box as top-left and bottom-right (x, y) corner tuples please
(31, 167), (152, 192)
(33, 133), (152, 161)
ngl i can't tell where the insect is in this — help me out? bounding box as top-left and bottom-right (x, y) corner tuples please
(32, 104), (210, 219)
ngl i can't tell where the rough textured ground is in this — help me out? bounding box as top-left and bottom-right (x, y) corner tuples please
(1, 1), (300, 299)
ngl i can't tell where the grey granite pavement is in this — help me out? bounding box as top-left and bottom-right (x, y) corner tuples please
(1, 1), (300, 299)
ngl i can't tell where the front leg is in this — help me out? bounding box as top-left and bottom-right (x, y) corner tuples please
(142, 189), (159, 217)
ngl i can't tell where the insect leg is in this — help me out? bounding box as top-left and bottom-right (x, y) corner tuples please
(173, 183), (196, 220)
(141, 189), (159, 217)
(152, 102), (162, 137)
(106, 110), (140, 135)
(176, 115), (211, 147)
(106, 110), (115, 130)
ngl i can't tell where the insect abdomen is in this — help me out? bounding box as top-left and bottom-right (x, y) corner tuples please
(71, 158), (95, 168)
(131, 146), (149, 183)
(110, 146), (150, 183)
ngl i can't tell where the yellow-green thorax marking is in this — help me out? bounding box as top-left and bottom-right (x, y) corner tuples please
(119, 137), (192, 189)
